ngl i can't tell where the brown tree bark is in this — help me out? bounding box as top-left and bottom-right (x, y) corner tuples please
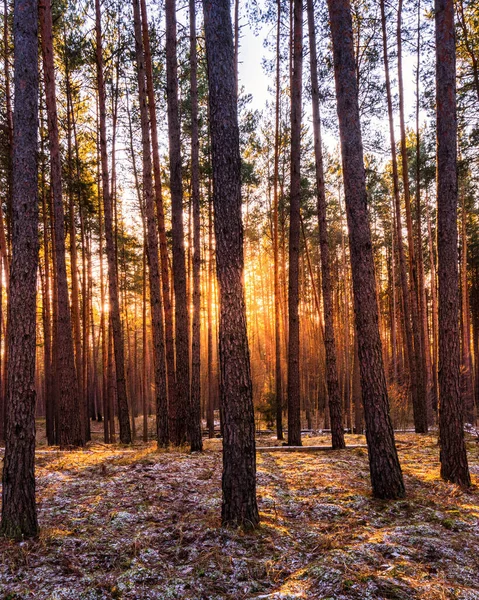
(307, 0), (345, 449)
(207, 190), (215, 438)
(189, 0), (203, 451)
(273, 0), (284, 441)
(165, 0), (190, 446)
(435, 0), (471, 487)
(380, 0), (427, 434)
(426, 191), (439, 410)
(0, 0), (39, 539)
(397, 0), (428, 433)
(139, 0), (177, 438)
(132, 0), (169, 447)
(39, 0), (83, 448)
(287, 0), (302, 447)
(460, 194), (474, 423)
(327, 0), (405, 499)
(40, 139), (54, 446)
(203, 0), (259, 528)
(64, 67), (84, 418)
(95, 0), (131, 444)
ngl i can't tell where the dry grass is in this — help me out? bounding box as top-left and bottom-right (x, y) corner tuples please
(0, 431), (478, 599)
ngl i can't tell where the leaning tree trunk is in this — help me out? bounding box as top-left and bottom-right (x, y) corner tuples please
(94, 0), (131, 444)
(203, 0), (259, 528)
(287, 0), (303, 447)
(327, 0), (405, 499)
(39, 0), (83, 449)
(0, 0), (39, 539)
(307, 0), (345, 450)
(435, 0), (471, 487)
(165, 0), (190, 446)
(132, 0), (169, 447)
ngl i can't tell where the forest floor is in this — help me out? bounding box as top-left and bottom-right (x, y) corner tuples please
(0, 426), (478, 600)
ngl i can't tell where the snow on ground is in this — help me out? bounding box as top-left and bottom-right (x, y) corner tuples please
(0, 433), (478, 599)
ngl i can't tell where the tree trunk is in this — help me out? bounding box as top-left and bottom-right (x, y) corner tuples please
(207, 189), (215, 438)
(273, 0), (284, 441)
(165, 0), (190, 446)
(397, 0), (428, 433)
(307, 0), (345, 449)
(39, 0), (83, 448)
(189, 0), (203, 451)
(287, 0), (302, 447)
(203, 0), (259, 528)
(139, 0), (177, 439)
(327, 0), (405, 499)
(132, 0), (169, 447)
(435, 0), (471, 487)
(460, 194), (474, 423)
(380, 0), (427, 434)
(94, 0), (131, 444)
(0, 0), (39, 539)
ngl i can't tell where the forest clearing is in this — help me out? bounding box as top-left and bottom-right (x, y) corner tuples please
(1, 429), (478, 599)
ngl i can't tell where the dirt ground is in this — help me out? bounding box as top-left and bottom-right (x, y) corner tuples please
(0, 429), (478, 599)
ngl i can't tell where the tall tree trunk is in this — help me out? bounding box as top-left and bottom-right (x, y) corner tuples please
(189, 0), (203, 451)
(132, 0), (169, 447)
(139, 0), (177, 438)
(415, 0), (434, 419)
(380, 0), (427, 434)
(460, 195), (474, 422)
(397, 0), (428, 432)
(64, 68), (83, 420)
(3, 0), (13, 239)
(39, 0), (83, 448)
(435, 0), (470, 487)
(207, 190), (215, 438)
(426, 191), (439, 410)
(203, 0), (259, 528)
(165, 0), (190, 446)
(307, 0), (345, 449)
(94, 0), (131, 444)
(287, 0), (302, 447)
(0, 0), (39, 538)
(40, 141), (54, 446)
(273, 0), (284, 441)
(327, 0), (405, 499)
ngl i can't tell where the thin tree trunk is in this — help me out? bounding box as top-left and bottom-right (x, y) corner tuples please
(65, 68), (83, 420)
(39, 0), (83, 448)
(425, 191), (439, 410)
(380, 0), (427, 434)
(273, 0), (284, 441)
(166, 0), (190, 446)
(132, 0), (169, 447)
(189, 0), (203, 451)
(397, 0), (428, 432)
(287, 0), (302, 447)
(139, 0), (177, 438)
(461, 194), (474, 422)
(207, 189), (215, 438)
(307, 0), (345, 449)
(95, 0), (131, 444)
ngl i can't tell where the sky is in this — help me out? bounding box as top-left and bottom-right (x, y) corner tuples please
(235, 4), (426, 154)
